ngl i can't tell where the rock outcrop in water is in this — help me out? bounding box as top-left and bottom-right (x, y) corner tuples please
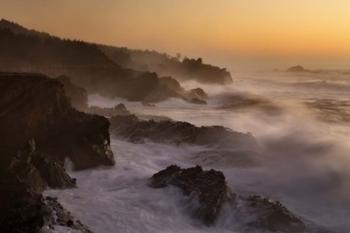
(151, 165), (306, 233)
(0, 72), (115, 233)
(110, 115), (257, 150)
(151, 165), (233, 225)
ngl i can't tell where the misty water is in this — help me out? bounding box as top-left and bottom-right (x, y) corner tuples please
(46, 71), (350, 233)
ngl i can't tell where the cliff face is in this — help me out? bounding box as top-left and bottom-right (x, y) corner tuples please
(0, 72), (115, 170)
(0, 72), (116, 233)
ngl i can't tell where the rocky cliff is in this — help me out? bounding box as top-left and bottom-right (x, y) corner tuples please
(0, 72), (115, 233)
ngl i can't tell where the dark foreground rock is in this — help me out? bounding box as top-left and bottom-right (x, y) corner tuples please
(0, 73), (115, 170)
(150, 166), (308, 233)
(0, 167), (92, 233)
(0, 72), (114, 233)
(42, 196), (93, 233)
(242, 195), (306, 233)
(110, 115), (257, 150)
(151, 165), (233, 225)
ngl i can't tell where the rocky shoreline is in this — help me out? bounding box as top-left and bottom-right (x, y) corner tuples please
(0, 73), (114, 233)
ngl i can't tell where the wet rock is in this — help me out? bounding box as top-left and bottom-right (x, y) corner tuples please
(10, 140), (77, 190)
(0, 178), (92, 233)
(56, 75), (88, 111)
(242, 195), (306, 233)
(0, 73), (105, 232)
(110, 115), (257, 150)
(0, 174), (47, 233)
(151, 166), (309, 233)
(42, 196), (93, 233)
(150, 165), (233, 225)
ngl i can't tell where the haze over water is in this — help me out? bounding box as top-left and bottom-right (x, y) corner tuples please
(2, 1), (349, 233)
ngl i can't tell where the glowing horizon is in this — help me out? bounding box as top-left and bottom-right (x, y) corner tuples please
(1, 0), (350, 70)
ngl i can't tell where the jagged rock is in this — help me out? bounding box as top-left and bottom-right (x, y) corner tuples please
(242, 195), (306, 233)
(0, 177), (92, 233)
(88, 103), (131, 117)
(150, 165), (233, 225)
(0, 73), (115, 170)
(150, 166), (307, 233)
(0, 72), (107, 233)
(9, 140), (77, 191)
(42, 196), (93, 233)
(189, 88), (208, 99)
(0, 173), (47, 233)
(110, 115), (257, 150)
(56, 75), (88, 111)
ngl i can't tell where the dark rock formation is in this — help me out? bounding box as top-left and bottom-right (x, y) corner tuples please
(43, 196), (93, 233)
(242, 195), (306, 233)
(150, 165), (233, 225)
(88, 103), (131, 117)
(0, 72), (110, 232)
(9, 140), (76, 192)
(0, 73), (115, 170)
(0, 172), (48, 233)
(56, 75), (88, 111)
(110, 115), (257, 150)
(0, 183), (93, 233)
(151, 166), (307, 233)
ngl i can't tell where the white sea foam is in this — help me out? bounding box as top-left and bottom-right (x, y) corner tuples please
(48, 71), (350, 233)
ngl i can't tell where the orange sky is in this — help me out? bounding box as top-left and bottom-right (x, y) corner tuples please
(1, 0), (350, 70)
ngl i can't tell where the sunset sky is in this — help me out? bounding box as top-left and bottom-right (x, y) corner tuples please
(1, 0), (350, 70)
